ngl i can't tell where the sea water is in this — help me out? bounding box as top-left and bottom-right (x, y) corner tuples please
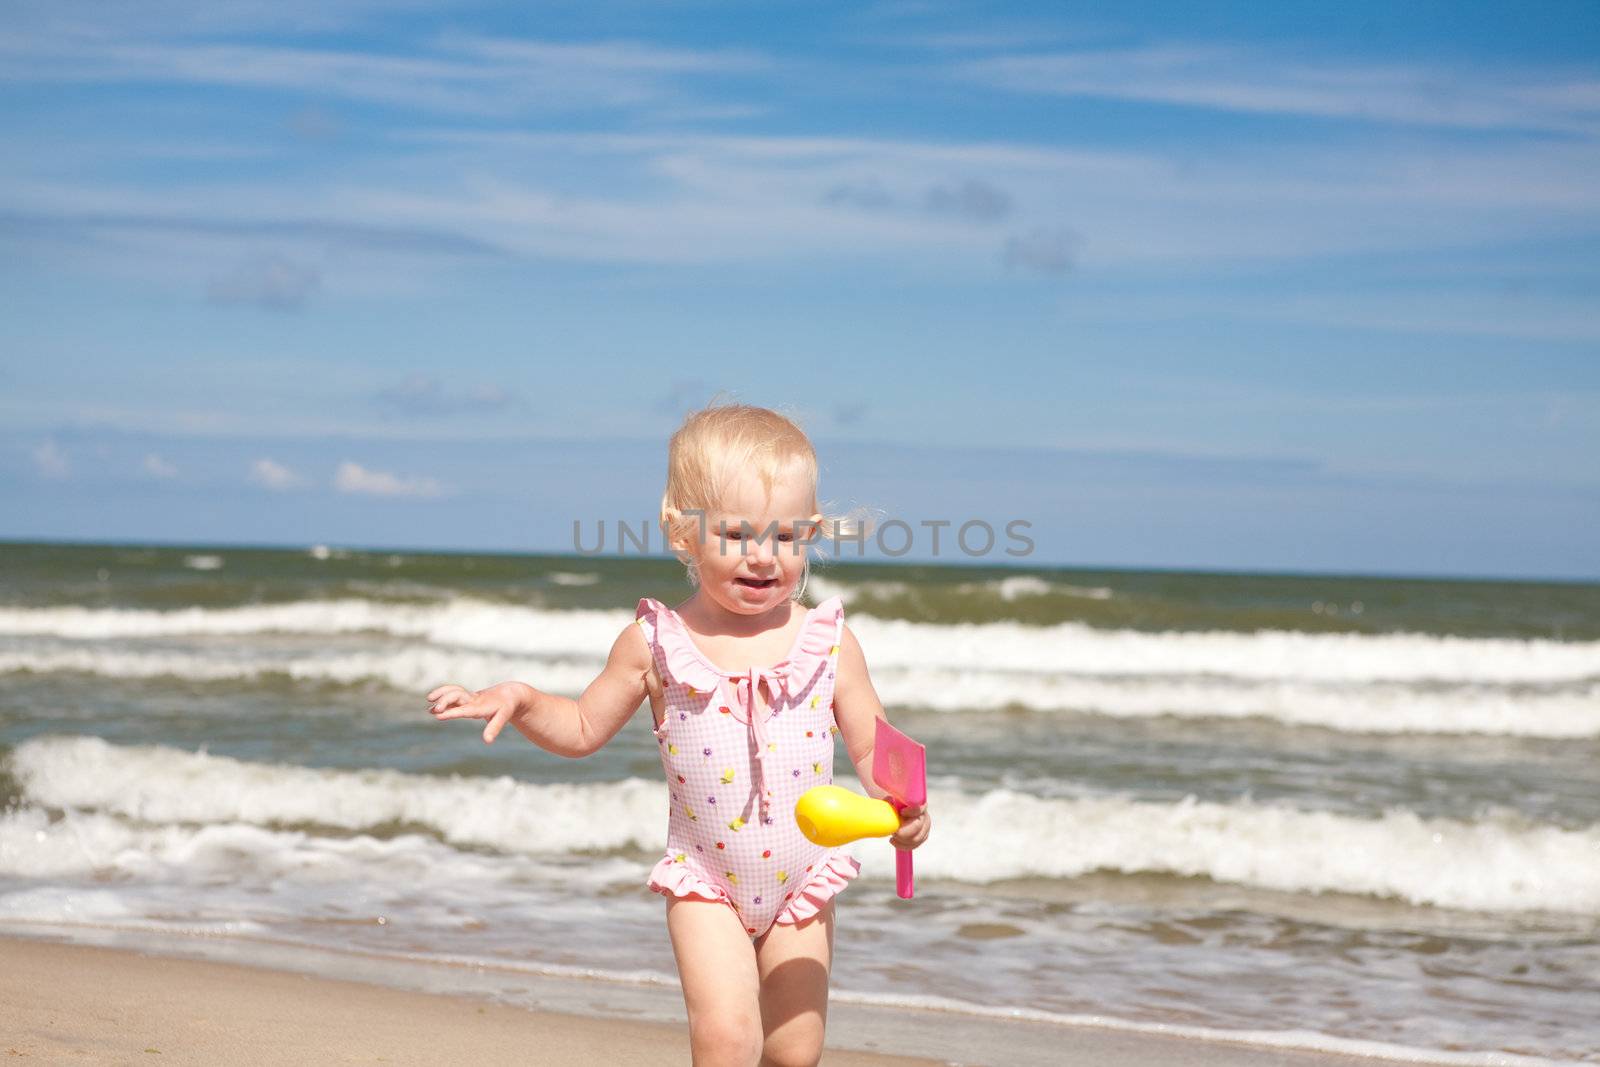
(0, 542), (1596, 1063)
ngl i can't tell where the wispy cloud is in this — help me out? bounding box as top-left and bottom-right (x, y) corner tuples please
(249, 458), (302, 490)
(6, 121), (1598, 299)
(7, 0), (462, 40)
(0, 209), (510, 259)
(334, 460), (443, 497)
(141, 453), (178, 479)
(372, 127), (1600, 268)
(372, 374), (523, 418)
(957, 45), (1600, 137)
(435, 33), (767, 76)
(892, 28), (1097, 52)
(0, 31), (768, 118)
(0, 396), (608, 444)
(1055, 284), (1600, 344)
(31, 439), (70, 479)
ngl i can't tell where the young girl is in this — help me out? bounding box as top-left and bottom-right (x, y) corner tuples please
(426, 402), (931, 1067)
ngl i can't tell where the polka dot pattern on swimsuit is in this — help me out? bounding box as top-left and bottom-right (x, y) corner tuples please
(637, 594), (861, 940)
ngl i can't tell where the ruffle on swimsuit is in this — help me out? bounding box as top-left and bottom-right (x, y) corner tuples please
(646, 850), (861, 927)
(647, 593), (843, 701)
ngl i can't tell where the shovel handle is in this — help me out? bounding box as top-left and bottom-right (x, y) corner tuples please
(890, 798), (915, 900)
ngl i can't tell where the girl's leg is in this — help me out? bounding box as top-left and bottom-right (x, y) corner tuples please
(666, 897), (764, 1067)
(753, 900), (836, 1067)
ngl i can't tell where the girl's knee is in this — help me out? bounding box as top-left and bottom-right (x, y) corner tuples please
(689, 1010), (763, 1065)
(760, 1026), (825, 1067)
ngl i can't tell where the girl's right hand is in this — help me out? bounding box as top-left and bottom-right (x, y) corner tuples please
(427, 681), (532, 745)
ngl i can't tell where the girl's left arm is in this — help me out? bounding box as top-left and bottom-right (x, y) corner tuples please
(832, 622), (931, 851)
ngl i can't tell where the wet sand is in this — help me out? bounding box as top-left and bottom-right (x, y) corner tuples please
(1, 935), (1414, 1066)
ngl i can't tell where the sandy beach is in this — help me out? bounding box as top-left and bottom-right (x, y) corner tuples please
(0, 934), (1424, 1066)
(1, 936), (937, 1067)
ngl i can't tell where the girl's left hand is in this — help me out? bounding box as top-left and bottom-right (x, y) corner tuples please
(890, 803), (931, 851)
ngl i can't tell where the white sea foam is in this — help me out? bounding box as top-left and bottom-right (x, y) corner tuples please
(987, 576), (1052, 600)
(0, 600), (397, 639)
(0, 600), (633, 661)
(6, 736), (664, 859)
(0, 646), (607, 697)
(548, 572), (600, 586)
(953, 575), (1115, 601)
(868, 669), (1600, 738)
(803, 576), (911, 604)
(907, 786), (1600, 915)
(855, 617), (1600, 686)
(6, 643), (1596, 738)
(9, 737), (1597, 916)
(2, 599), (1594, 686)
(0, 802), (574, 894)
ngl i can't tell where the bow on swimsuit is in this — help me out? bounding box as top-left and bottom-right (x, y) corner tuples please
(637, 594), (861, 940)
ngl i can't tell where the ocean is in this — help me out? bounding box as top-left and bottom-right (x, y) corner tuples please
(1, 541), (1596, 1064)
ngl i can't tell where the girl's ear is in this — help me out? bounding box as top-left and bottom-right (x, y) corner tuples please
(666, 526), (697, 559)
(802, 511), (825, 547)
(660, 506), (695, 556)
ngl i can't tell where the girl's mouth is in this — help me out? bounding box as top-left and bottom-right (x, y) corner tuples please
(736, 577), (778, 589)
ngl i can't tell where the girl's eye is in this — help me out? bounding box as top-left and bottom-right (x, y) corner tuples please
(777, 533), (794, 543)
(724, 529), (743, 541)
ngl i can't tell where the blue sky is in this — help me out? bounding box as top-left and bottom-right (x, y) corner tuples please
(2, 1), (1597, 578)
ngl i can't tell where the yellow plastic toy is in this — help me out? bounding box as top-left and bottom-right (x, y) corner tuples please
(794, 785), (901, 847)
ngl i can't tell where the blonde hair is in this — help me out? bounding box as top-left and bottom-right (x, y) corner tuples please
(660, 400), (863, 594)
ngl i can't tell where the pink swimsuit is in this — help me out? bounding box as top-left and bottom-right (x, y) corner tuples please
(636, 594), (862, 940)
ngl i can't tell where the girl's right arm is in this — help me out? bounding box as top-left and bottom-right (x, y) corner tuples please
(427, 622), (654, 757)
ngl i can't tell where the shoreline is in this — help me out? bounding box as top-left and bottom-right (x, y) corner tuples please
(0, 930), (1432, 1066)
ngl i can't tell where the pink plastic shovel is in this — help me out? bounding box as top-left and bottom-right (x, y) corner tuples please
(872, 717), (927, 900)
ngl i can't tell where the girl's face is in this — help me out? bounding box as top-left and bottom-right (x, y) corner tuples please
(689, 465), (820, 616)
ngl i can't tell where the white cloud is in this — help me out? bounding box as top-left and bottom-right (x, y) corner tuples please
(6, 0), (460, 40)
(347, 127), (1600, 270)
(31, 439), (70, 478)
(7, 121), (1600, 303)
(334, 460), (442, 497)
(957, 45), (1600, 138)
(141, 452), (179, 478)
(436, 33), (767, 76)
(0, 31), (766, 118)
(250, 457), (302, 490)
